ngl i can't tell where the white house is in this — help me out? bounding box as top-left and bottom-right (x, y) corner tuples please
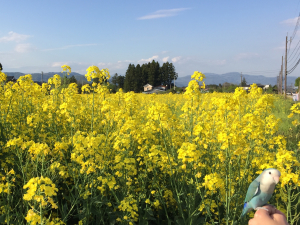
(143, 84), (153, 92)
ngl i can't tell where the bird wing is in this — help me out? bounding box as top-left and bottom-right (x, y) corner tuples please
(244, 179), (260, 203)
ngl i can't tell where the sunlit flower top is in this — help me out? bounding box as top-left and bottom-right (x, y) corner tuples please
(61, 65), (71, 75)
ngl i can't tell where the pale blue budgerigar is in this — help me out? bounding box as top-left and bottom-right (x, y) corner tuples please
(241, 168), (281, 217)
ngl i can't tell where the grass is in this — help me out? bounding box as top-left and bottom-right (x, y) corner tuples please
(273, 95), (300, 154)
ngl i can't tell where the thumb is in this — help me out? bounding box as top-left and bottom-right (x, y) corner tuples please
(248, 207), (274, 225)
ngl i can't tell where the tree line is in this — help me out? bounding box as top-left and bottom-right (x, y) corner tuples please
(118, 60), (177, 92)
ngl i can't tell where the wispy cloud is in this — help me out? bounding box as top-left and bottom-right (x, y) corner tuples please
(14, 43), (36, 53)
(280, 17), (299, 26)
(162, 56), (169, 62)
(137, 55), (159, 63)
(43, 44), (97, 51)
(51, 62), (70, 67)
(137, 8), (190, 20)
(171, 56), (181, 63)
(0, 31), (31, 43)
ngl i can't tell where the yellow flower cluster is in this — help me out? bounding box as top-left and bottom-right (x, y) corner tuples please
(48, 74), (61, 88)
(25, 209), (65, 225)
(23, 176), (58, 208)
(118, 195), (139, 222)
(85, 65), (110, 84)
(1, 67), (299, 224)
(0, 71), (7, 83)
(61, 64), (71, 75)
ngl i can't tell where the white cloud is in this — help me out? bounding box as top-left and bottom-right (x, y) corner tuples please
(14, 43), (36, 53)
(96, 61), (130, 70)
(280, 17), (299, 26)
(0, 31), (31, 42)
(137, 8), (190, 20)
(51, 62), (69, 67)
(97, 62), (108, 67)
(162, 56), (169, 62)
(138, 55), (159, 63)
(171, 56), (181, 63)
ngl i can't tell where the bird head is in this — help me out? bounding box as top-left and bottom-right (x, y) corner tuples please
(261, 168), (281, 184)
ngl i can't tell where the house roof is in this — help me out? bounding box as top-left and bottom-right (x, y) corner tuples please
(143, 84), (153, 87)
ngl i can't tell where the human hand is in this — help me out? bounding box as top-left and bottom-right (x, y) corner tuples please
(248, 205), (289, 225)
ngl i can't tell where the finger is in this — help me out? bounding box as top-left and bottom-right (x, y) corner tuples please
(248, 218), (255, 225)
(273, 211), (288, 221)
(253, 206), (274, 219)
(262, 206), (287, 218)
(261, 205), (278, 214)
(273, 208), (287, 217)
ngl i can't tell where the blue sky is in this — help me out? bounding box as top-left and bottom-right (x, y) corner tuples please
(1, 0), (300, 78)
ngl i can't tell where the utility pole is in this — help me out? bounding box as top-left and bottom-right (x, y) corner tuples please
(298, 80), (300, 101)
(284, 36), (288, 98)
(277, 74), (279, 94)
(41, 71), (43, 84)
(281, 56), (283, 94)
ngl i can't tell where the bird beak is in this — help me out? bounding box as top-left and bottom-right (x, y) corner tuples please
(273, 176), (280, 184)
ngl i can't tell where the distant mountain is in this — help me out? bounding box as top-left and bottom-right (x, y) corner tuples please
(4, 71), (298, 87)
(5, 72), (86, 82)
(175, 72), (299, 87)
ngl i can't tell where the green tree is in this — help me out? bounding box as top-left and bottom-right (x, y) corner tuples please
(111, 73), (118, 86)
(265, 85), (273, 94)
(241, 77), (247, 86)
(161, 62), (177, 88)
(133, 64), (142, 92)
(117, 75), (125, 90)
(124, 64), (135, 92)
(148, 60), (160, 86)
(295, 77), (300, 87)
(227, 84), (238, 92)
(108, 83), (118, 93)
(69, 75), (77, 84)
(141, 64), (149, 86)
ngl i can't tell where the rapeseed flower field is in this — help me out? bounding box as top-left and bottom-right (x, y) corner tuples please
(0, 66), (300, 225)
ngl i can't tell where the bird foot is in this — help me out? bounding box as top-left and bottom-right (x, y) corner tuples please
(255, 207), (269, 212)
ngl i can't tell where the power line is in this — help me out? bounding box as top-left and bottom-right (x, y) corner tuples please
(290, 13), (300, 42)
(286, 9), (300, 75)
(288, 57), (300, 74)
(287, 38), (300, 61)
(287, 14), (300, 56)
(287, 46), (300, 67)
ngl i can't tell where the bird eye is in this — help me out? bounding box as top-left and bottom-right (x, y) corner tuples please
(269, 172), (271, 174)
